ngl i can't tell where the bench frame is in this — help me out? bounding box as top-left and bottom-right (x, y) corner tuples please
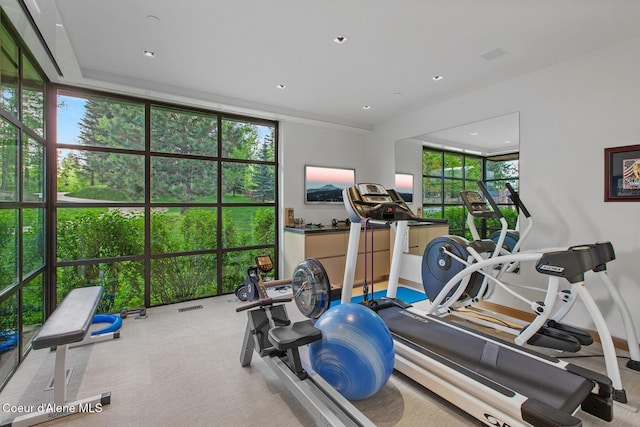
(1, 286), (112, 427)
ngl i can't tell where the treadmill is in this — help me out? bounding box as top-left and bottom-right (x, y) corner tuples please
(340, 183), (613, 427)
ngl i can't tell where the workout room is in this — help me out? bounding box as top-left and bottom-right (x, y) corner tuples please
(1, 1), (640, 426)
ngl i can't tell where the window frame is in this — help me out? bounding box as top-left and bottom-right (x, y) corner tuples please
(53, 85), (279, 308)
(422, 147), (519, 239)
(0, 10), (48, 390)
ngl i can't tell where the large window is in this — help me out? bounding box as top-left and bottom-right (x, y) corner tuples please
(1, 8), (280, 392)
(55, 89), (278, 309)
(422, 148), (519, 239)
(0, 13), (46, 390)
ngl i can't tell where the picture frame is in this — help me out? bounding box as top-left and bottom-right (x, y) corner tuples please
(395, 173), (414, 202)
(604, 144), (640, 202)
(304, 165), (355, 204)
(284, 207), (295, 227)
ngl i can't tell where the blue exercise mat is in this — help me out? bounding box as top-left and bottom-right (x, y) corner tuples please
(331, 286), (426, 307)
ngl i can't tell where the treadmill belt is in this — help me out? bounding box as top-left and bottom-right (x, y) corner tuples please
(378, 306), (593, 414)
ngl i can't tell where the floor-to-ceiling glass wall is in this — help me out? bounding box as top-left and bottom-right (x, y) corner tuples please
(55, 88), (278, 310)
(0, 7), (278, 391)
(0, 13), (46, 389)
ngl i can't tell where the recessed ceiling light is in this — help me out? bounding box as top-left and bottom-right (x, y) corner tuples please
(143, 50), (155, 58)
(277, 84), (286, 89)
(470, 132), (478, 136)
(504, 140), (512, 144)
(334, 35), (347, 44)
(432, 75), (444, 81)
(362, 105), (371, 110)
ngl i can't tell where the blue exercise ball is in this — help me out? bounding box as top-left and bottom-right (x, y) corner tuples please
(309, 303), (395, 400)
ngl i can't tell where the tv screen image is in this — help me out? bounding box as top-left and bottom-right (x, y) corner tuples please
(305, 166), (355, 203)
(395, 173), (413, 202)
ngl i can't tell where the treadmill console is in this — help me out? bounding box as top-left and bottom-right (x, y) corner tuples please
(357, 183), (393, 203)
(343, 183), (447, 225)
(460, 191), (497, 218)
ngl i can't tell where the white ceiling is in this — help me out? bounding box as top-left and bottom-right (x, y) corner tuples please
(410, 112), (520, 155)
(15, 0), (640, 132)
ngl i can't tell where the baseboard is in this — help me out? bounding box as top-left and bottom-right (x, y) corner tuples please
(476, 300), (630, 352)
(398, 278), (423, 290)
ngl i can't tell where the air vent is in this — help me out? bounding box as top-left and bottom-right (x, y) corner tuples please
(178, 305), (203, 312)
(480, 48), (507, 61)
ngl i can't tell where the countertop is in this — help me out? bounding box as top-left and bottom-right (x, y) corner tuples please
(284, 224), (386, 234)
(284, 220), (445, 234)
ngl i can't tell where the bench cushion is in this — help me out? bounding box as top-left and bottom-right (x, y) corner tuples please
(32, 286), (104, 350)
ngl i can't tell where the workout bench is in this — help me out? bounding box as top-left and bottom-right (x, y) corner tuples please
(1, 286), (111, 427)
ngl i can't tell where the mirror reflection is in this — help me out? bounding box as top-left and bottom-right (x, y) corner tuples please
(412, 112), (520, 156)
(395, 112), (520, 241)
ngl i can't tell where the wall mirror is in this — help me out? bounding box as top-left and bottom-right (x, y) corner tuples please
(395, 173), (413, 202)
(394, 112), (521, 261)
(411, 112), (520, 156)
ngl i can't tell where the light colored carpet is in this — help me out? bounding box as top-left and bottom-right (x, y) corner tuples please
(1, 293), (639, 426)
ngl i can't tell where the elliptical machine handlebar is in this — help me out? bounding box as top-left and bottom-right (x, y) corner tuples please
(476, 180), (504, 218)
(505, 182), (532, 218)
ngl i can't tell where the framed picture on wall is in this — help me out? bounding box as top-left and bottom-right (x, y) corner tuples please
(395, 173), (413, 202)
(304, 165), (355, 203)
(604, 144), (640, 201)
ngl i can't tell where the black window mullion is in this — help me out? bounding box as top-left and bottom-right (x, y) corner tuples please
(216, 115), (223, 296)
(143, 101), (151, 308)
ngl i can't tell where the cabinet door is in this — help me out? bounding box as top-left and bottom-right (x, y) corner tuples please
(407, 227), (423, 255)
(358, 228), (390, 252)
(305, 233), (346, 258)
(372, 250), (390, 277)
(355, 250), (390, 281)
(316, 256), (346, 285)
(283, 232), (305, 276)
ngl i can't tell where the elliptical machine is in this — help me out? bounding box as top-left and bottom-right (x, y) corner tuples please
(496, 183), (640, 373)
(461, 181), (640, 374)
(421, 181), (634, 402)
(422, 181), (591, 353)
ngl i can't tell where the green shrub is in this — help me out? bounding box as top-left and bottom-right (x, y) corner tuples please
(66, 185), (130, 201)
(56, 205), (276, 309)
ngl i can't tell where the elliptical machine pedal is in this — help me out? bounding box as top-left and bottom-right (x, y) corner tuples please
(525, 325), (582, 353)
(546, 319), (594, 346)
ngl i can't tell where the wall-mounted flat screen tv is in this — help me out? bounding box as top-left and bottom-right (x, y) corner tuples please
(305, 165), (355, 203)
(395, 173), (413, 202)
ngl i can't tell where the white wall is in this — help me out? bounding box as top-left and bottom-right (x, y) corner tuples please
(279, 121), (374, 224)
(376, 37), (640, 340)
(394, 139), (424, 214)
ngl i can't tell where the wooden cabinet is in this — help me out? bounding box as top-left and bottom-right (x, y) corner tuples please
(355, 228), (390, 280)
(389, 223), (449, 257)
(407, 223), (449, 255)
(283, 227), (390, 286)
